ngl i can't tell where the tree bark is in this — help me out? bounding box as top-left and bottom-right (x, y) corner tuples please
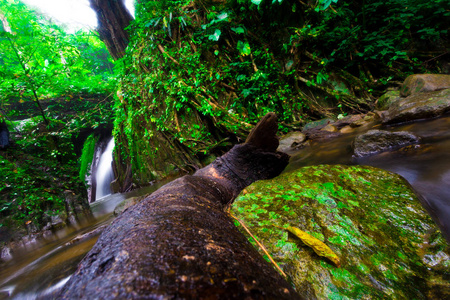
(57, 113), (302, 299)
(89, 0), (133, 60)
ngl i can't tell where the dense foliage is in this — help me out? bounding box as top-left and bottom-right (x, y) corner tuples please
(113, 0), (449, 187)
(0, 0), (115, 102)
(1, 0), (449, 232)
(0, 0), (115, 232)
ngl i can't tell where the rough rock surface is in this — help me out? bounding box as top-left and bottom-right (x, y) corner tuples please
(278, 131), (307, 153)
(353, 129), (420, 157)
(113, 196), (142, 216)
(382, 89), (450, 124)
(320, 124), (338, 132)
(303, 118), (335, 131)
(376, 90), (401, 110)
(232, 165), (450, 300)
(400, 74), (450, 97)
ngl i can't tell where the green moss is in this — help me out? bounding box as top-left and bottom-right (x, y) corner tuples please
(231, 165), (449, 299)
(79, 134), (97, 182)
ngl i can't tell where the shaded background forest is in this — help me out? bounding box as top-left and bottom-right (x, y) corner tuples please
(0, 0), (449, 235)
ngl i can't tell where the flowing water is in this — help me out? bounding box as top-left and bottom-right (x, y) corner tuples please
(1, 115), (449, 298)
(95, 138), (115, 201)
(0, 184), (165, 299)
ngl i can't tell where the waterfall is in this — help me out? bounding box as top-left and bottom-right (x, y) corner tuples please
(95, 138), (115, 200)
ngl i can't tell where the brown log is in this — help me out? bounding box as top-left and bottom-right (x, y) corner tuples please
(57, 113), (301, 299)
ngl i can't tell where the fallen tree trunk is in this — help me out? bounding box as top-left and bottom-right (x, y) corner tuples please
(58, 113), (301, 299)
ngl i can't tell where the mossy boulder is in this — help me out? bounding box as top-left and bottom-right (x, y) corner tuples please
(382, 89), (450, 124)
(231, 165), (449, 299)
(400, 74), (450, 97)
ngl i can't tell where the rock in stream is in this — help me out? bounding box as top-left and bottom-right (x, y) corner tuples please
(353, 129), (420, 157)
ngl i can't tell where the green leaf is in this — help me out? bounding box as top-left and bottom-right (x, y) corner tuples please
(231, 27), (245, 34)
(237, 40), (251, 56)
(251, 0), (262, 6)
(208, 29), (221, 41)
(216, 12), (228, 21)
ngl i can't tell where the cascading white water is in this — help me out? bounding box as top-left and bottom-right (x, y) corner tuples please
(95, 138), (115, 200)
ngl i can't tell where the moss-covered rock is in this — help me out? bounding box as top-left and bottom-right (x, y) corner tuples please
(382, 89), (450, 124)
(400, 74), (450, 97)
(303, 118), (336, 131)
(376, 90), (401, 110)
(231, 165), (449, 299)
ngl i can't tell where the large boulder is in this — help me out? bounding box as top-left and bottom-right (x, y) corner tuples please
(400, 74), (450, 97)
(232, 165), (449, 299)
(353, 129), (420, 157)
(381, 89), (450, 124)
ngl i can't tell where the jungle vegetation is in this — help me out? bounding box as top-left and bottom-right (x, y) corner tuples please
(0, 0), (115, 233)
(112, 0), (449, 189)
(0, 0), (449, 233)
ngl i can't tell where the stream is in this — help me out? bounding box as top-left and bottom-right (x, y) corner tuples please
(0, 115), (449, 299)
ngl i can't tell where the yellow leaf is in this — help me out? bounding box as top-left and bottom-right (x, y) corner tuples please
(284, 225), (341, 267)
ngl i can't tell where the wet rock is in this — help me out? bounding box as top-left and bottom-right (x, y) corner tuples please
(400, 74), (450, 97)
(339, 125), (354, 134)
(25, 222), (39, 234)
(278, 132), (307, 153)
(42, 214), (65, 231)
(303, 118), (335, 130)
(350, 112), (380, 127)
(376, 90), (401, 110)
(1, 246), (12, 262)
(63, 225), (107, 247)
(382, 89), (450, 124)
(305, 129), (341, 141)
(304, 128), (341, 141)
(320, 124), (338, 132)
(232, 165), (450, 300)
(64, 190), (92, 222)
(333, 114), (364, 128)
(113, 196), (144, 216)
(354, 129), (420, 157)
